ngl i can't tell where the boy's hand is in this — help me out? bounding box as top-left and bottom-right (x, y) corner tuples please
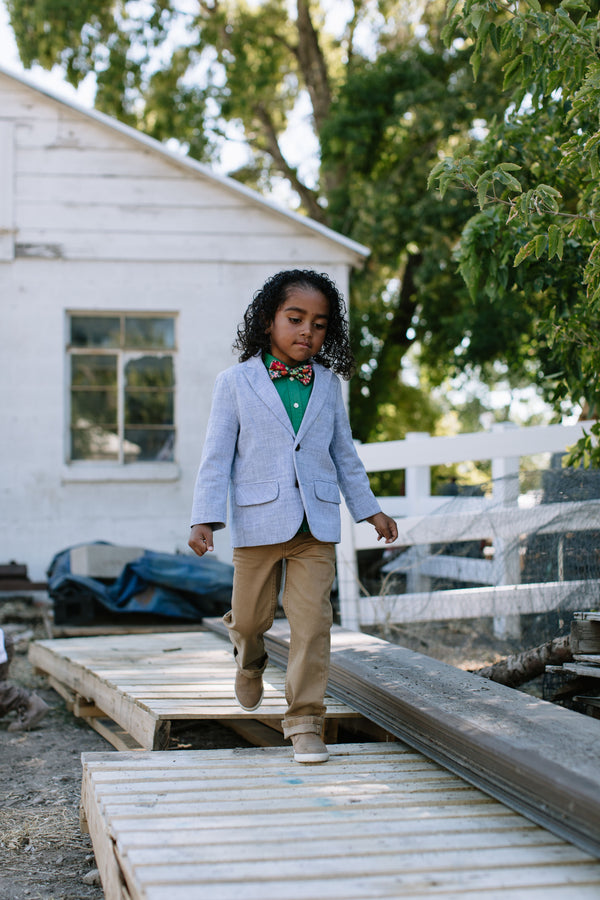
(189, 524), (214, 557)
(366, 512), (398, 544)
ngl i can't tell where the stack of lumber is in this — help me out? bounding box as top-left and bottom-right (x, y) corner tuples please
(546, 611), (600, 716)
(205, 617), (600, 858)
(81, 742), (600, 900)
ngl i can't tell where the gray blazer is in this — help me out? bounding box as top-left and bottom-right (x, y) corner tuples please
(190, 354), (381, 546)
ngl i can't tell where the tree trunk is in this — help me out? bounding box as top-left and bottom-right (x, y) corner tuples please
(295, 0), (332, 134)
(473, 635), (572, 688)
(352, 252), (421, 442)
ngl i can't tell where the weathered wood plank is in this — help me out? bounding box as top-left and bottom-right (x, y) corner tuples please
(88, 756), (440, 782)
(577, 612), (600, 623)
(80, 766), (130, 900)
(90, 767), (461, 798)
(130, 843), (594, 885)
(17, 171), (247, 207)
(140, 872), (600, 900)
(97, 785), (486, 819)
(223, 718), (288, 747)
(106, 803), (519, 836)
(17, 146), (179, 177)
(110, 812), (533, 846)
(12, 113), (136, 150)
(86, 717), (146, 752)
(562, 662), (600, 678)
(15, 228), (338, 262)
(17, 200), (303, 236)
(126, 827), (556, 864)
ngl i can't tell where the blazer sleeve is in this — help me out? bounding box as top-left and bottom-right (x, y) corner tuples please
(190, 371), (239, 530)
(329, 377), (381, 523)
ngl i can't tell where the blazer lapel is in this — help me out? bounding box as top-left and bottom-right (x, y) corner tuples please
(242, 355), (295, 436)
(295, 363), (333, 444)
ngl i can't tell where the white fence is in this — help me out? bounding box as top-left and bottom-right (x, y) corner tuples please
(336, 422), (600, 635)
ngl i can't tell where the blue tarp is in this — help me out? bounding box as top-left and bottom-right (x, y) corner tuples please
(47, 544), (234, 622)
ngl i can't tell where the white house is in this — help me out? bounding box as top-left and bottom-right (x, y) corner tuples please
(0, 66), (368, 582)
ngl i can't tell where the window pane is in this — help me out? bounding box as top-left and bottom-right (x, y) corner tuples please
(71, 316), (120, 348)
(71, 389), (118, 426)
(68, 314), (177, 463)
(125, 390), (174, 426)
(71, 355), (117, 387)
(71, 427), (119, 461)
(124, 429), (175, 462)
(125, 356), (174, 388)
(125, 317), (175, 349)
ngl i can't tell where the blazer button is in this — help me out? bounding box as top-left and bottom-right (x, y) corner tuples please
(295, 479), (299, 488)
(295, 444), (300, 451)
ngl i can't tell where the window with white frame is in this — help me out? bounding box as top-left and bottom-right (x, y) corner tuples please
(67, 313), (176, 463)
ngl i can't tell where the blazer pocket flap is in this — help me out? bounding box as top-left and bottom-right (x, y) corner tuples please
(235, 480), (280, 506)
(314, 480), (341, 504)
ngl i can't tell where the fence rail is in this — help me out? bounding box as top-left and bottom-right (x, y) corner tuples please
(336, 421), (599, 634)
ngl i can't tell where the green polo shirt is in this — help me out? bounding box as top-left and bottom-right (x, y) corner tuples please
(264, 353), (313, 533)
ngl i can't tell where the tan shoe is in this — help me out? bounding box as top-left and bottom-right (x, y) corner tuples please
(234, 670), (264, 712)
(8, 693), (49, 731)
(291, 732), (329, 763)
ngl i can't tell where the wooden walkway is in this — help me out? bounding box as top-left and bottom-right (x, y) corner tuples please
(30, 625), (600, 898)
(81, 742), (600, 900)
(29, 630), (360, 750)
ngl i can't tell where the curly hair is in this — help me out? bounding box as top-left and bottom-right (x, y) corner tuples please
(234, 269), (356, 379)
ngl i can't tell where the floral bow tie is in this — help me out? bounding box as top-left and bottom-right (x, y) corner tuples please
(268, 359), (313, 386)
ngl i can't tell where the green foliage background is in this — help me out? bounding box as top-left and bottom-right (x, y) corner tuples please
(6, 0), (598, 462)
(431, 0), (600, 464)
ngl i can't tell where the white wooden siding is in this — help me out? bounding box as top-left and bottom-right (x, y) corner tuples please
(1, 73), (364, 265)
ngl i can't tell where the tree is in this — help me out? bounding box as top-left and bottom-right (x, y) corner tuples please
(430, 0), (600, 465)
(319, 33), (508, 438)
(5, 0), (508, 441)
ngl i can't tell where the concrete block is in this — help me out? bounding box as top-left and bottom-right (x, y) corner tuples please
(70, 544), (145, 579)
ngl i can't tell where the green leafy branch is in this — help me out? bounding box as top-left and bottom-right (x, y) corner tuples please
(432, 0), (600, 464)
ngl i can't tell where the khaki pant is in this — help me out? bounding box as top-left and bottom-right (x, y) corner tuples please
(223, 534), (336, 739)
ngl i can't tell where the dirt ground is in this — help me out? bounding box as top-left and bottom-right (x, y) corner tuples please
(0, 617), (259, 900)
(0, 607), (561, 900)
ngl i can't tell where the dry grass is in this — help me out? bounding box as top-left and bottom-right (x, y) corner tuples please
(0, 806), (86, 854)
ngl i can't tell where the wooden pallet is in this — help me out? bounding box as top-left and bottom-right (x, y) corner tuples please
(81, 742), (600, 900)
(29, 630), (361, 750)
